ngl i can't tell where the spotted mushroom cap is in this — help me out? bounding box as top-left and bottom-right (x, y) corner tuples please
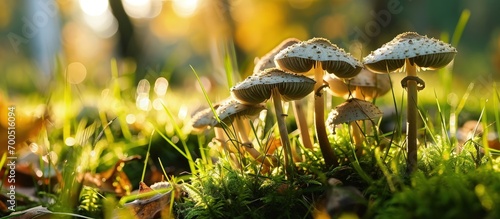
(253, 38), (301, 74)
(231, 68), (315, 104)
(325, 68), (391, 100)
(363, 32), (457, 73)
(274, 37), (363, 78)
(191, 99), (265, 128)
(326, 98), (383, 132)
(191, 104), (220, 129)
(214, 98), (266, 126)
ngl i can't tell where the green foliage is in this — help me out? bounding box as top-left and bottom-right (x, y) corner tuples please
(79, 186), (104, 218)
(374, 169), (500, 219)
(175, 160), (319, 219)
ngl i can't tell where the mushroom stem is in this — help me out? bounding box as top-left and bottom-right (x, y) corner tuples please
(214, 127), (241, 169)
(351, 89), (366, 156)
(293, 99), (314, 150)
(405, 59), (418, 173)
(313, 62), (338, 167)
(271, 88), (294, 178)
(351, 121), (364, 157)
(234, 117), (274, 167)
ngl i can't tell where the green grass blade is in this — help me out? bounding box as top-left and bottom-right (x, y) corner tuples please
(494, 83), (500, 140)
(154, 127), (189, 161)
(141, 130), (156, 183)
(451, 9), (471, 47)
(160, 104), (197, 174)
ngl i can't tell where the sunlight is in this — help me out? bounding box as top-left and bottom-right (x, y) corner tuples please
(122, 0), (162, 19)
(126, 114), (136, 124)
(29, 142), (39, 153)
(65, 137), (76, 146)
(79, 0), (109, 17)
(154, 77), (169, 96)
(36, 170), (43, 178)
(67, 62), (87, 84)
(178, 105), (188, 120)
(82, 9), (118, 38)
(136, 79), (151, 111)
(152, 98), (164, 111)
(136, 95), (151, 111)
(172, 0), (199, 17)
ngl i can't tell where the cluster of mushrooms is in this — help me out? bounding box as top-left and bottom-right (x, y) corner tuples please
(192, 32), (457, 174)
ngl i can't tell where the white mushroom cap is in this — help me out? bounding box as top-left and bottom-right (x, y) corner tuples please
(191, 99), (265, 128)
(231, 68), (315, 104)
(215, 99), (266, 126)
(326, 98), (383, 131)
(325, 68), (391, 100)
(363, 32), (457, 73)
(253, 38), (301, 74)
(191, 105), (220, 129)
(274, 37), (363, 78)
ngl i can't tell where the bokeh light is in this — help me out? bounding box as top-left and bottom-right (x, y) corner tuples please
(67, 62), (87, 84)
(195, 76), (212, 93)
(172, 0), (199, 18)
(79, 0), (109, 17)
(152, 98), (164, 111)
(123, 0), (162, 19)
(136, 79), (151, 111)
(126, 113), (137, 124)
(65, 137), (76, 146)
(154, 77), (169, 96)
(29, 142), (39, 153)
(82, 8), (118, 38)
(136, 94), (151, 111)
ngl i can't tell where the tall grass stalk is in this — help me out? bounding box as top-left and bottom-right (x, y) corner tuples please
(494, 83), (500, 141)
(480, 99), (493, 167)
(141, 130), (156, 182)
(110, 59), (132, 141)
(441, 9), (470, 139)
(155, 123), (196, 175)
(450, 82), (474, 143)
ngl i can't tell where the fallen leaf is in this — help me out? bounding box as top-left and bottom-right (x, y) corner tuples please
(0, 96), (51, 155)
(115, 182), (180, 219)
(79, 156), (140, 196)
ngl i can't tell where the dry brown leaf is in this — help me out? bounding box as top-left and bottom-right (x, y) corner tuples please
(79, 156), (140, 196)
(0, 96), (51, 155)
(116, 182), (181, 219)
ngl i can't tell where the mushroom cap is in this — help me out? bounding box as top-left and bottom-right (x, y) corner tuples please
(215, 99), (266, 126)
(325, 68), (391, 100)
(253, 38), (301, 74)
(274, 37), (363, 78)
(192, 106), (219, 129)
(231, 68), (315, 104)
(326, 98), (383, 130)
(191, 99), (265, 128)
(363, 32), (457, 73)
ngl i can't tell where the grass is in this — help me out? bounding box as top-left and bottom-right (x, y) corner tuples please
(2, 17), (500, 219)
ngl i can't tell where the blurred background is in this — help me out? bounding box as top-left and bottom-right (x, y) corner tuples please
(1, 0), (500, 193)
(1, 0), (500, 99)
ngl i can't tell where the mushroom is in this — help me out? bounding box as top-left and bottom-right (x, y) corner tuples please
(231, 68), (315, 177)
(363, 32), (457, 172)
(324, 68), (391, 155)
(191, 102), (242, 169)
(191, 99), (273, 167)
(254, 38), (314, 151)
(253, 38), (301, 74)
(275, 37), (363, 167)
(324, 68), (391, 101)
(326, 98), (383, 156)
